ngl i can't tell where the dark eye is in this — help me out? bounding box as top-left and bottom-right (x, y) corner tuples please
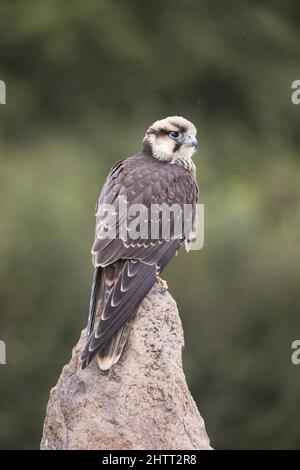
(169, 131), (180, 139)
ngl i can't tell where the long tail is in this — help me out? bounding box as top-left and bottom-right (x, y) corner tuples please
(97, 260), (133, 370)
(81, 260), (157, 369)
(86, 267), (102, 337)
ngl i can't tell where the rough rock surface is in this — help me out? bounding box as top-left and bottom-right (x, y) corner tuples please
(41, 280), (211, 450)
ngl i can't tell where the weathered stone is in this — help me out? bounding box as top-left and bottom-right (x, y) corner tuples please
(41, 280), (211, 450)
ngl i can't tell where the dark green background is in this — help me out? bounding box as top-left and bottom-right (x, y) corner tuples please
(0, 0), (300, 449)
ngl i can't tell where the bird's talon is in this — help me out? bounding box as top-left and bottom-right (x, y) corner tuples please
(156, 277), (168, 292)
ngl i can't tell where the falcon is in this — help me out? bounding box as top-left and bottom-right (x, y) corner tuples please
(81, 116), (199, 370)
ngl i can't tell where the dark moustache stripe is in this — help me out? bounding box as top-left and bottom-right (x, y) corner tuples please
(173, 141), (182, 152)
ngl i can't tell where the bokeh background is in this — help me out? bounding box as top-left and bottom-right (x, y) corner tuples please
(1, 0), (300, 450)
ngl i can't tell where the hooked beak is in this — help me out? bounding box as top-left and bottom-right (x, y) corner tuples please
(184, 135), (198, 148)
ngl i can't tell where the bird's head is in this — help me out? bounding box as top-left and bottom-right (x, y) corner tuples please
(143, 116), (198, 162)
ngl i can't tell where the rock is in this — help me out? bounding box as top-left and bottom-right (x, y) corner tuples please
(40, 280), (211, 450)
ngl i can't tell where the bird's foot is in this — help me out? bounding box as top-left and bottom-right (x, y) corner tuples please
(156, 277), (168, 292)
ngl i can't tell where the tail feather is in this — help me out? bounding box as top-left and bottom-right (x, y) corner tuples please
(81, 259), (157, 369)
(82, 260), (133, 369)
(87, 267), (102, 337)
(97, 316), (134, 370)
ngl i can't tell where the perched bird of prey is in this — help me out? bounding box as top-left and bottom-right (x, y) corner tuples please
(81, 116), (199, 370)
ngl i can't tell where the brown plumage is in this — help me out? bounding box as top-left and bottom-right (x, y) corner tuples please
(81, 116), (199, 370)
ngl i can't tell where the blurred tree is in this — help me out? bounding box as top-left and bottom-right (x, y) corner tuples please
(0, 0), (300, 449)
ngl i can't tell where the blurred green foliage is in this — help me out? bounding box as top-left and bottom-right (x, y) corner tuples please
(0, 0), (300, 449)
